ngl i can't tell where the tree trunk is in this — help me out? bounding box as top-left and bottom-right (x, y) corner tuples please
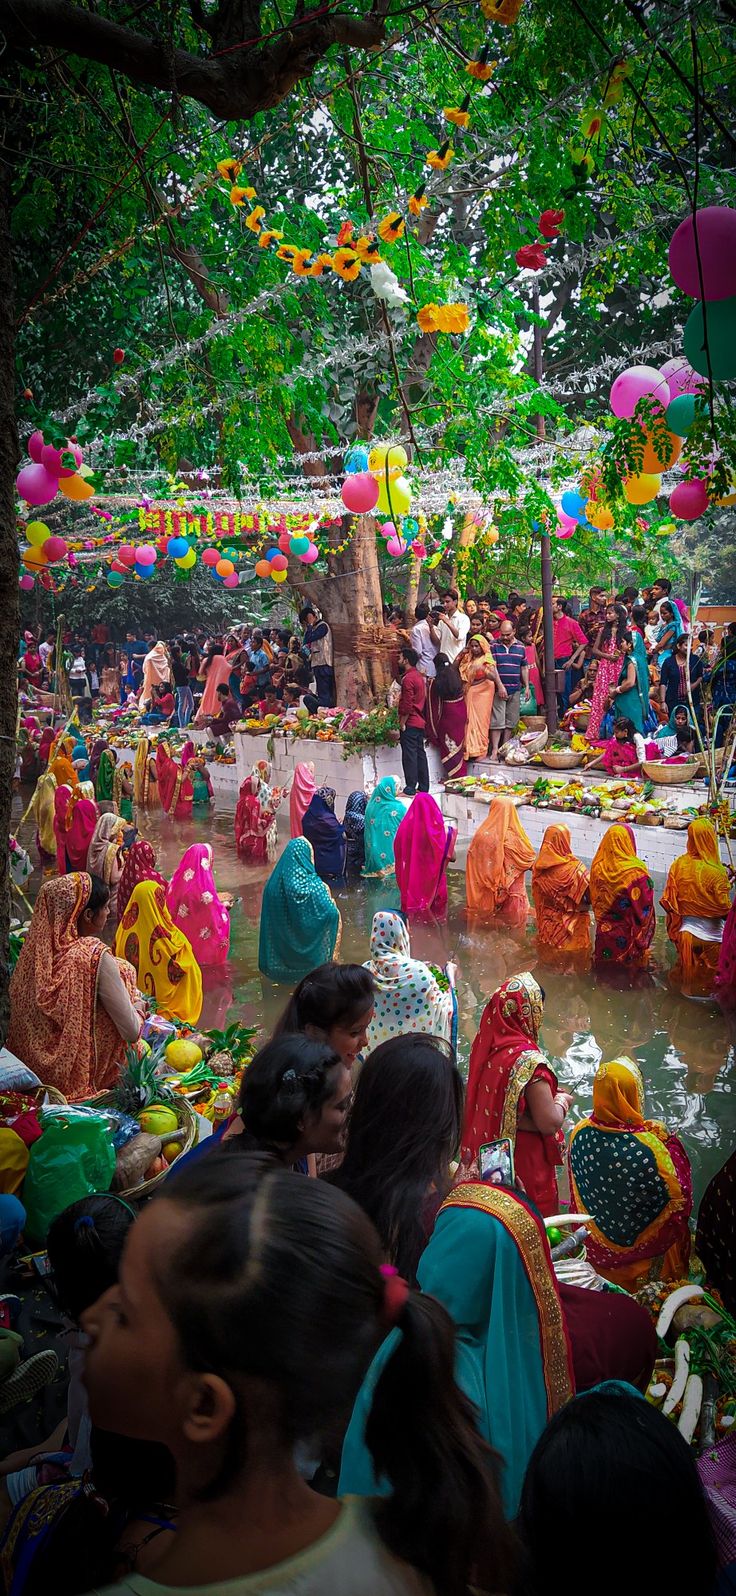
(0, 165), (20, 1042)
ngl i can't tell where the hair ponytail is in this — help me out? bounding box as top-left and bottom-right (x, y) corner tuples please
(366, 1291), (517, 1596)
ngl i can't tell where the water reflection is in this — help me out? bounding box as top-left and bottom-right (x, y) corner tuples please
(13, 790), (735, 1207)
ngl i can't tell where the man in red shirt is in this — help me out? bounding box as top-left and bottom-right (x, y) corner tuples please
(552, 597), (587, 712)
(397, 645), (429, 795)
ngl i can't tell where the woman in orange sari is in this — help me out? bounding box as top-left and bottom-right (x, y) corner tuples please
(531, 823), (591, 958)
(466, 796), (535, 927)
(568, 1056), (692, 1290)
(8, 874), (141, 1099)
(661, 818), (731, 997)
(48, 735), (78, 789)
(458, 636), (499, 761)
(589, 823), (655, 968)
(461, 972), (573, 1215)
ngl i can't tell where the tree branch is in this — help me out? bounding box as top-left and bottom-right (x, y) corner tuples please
(2, 0), (386, 120)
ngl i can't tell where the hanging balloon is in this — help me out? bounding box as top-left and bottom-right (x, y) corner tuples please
(669, 479), (709, 520)
(43, 536), (68, 563)
(271, 568), (288, 584)
(639, 430), (682, 473)
(175, 548), (197, 569)
(386, 536), (407, 557)
(118, 544), (136, 566)
(389, 477), (412, 516)
(610, 365), (669, 419)
(223, 572), (239, 588)
(341, 473), (380, 513)
(16, 462), (59, 506)
(270, 554), (288, 572)
(668, 206), (736, 300)
(254, 559), (272, 578)
(58, 474), (94, 502)
(659, 356), (703, 402)
(380, 522), (397, 540)
(368, 443), (388, 475)
(41, 442), (79, 479)
(299, 543), (319, 564)
(265, 546), (281, 562)
(107, 571), (125, 588)
(202, 547), (221, 566)
(682, 296), (736, 381)
(484, 526), (499, 546)
(26, 520), (50, 547)
(554, 524), (576, 540)
(135, 544), (157, 565)
(216, 558), (234, 577)
(411, 542), (427, 559)
(623, 472), (661, 505)
(345, 445), (369, 474)
(134, 562), (155, 579)
(278, 532), (292, 553)
(289, 536), (310, 555)
(23, 547), (48, 570)
(19, 574), (34, 591)
(27, 431), (45, 464)
(167, 536), (190, 559)
(560, 490), (586, 519)
(665, 395), (696, 436)
(385, 444), (408, 480)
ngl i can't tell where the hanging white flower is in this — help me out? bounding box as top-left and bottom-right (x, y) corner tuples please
(370, 261), (410, 309)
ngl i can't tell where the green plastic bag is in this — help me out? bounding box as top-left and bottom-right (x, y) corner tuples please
(22, 1112), (116, 1245)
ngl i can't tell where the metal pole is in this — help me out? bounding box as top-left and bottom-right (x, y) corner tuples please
(532, 284), (557, 733)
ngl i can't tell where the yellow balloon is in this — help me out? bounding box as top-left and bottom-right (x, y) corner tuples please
(175, 548), (197, 568)
(623, 472), (661, 506)
(385, 444), (408, 480)
(59, 473), (94, 501)
(484, 527), (499, 546)
(368, 444), (388, 475)
(656, 521), (676, 537)
(585, 499), (614, 531)
(376, 479), (392, 515)
(390, 476), (413, 516)
(26, 520), (50, 547)
(271, 568), (288, 583)
(715, 472), (736, 506)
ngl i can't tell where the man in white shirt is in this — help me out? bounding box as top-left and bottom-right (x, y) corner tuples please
(410, 602), (441, 678)
(436, 589), (470, 663)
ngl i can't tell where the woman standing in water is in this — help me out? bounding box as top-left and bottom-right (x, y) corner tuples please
(589, 823), (655, 968)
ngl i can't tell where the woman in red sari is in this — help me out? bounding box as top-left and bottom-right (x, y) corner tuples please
(589, 823), (655, 969)
(156, 738), (194, 820)
(63, 789), (98, 873)
(426, 654), (467, 783)
(461, 972), (573, 1216)
(394, 792), (457, 920)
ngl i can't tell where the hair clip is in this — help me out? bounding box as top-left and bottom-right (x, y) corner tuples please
(74, 1215), (95, 1233)
(380, 1263), (409, 1327)
(281, 1068), (297, 1089)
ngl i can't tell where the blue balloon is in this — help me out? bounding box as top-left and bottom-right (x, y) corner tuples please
(265, 546), (281, 562)
(345, 445), (369, 474)
(212, 571), (224, 582)
(531, 520), (540, 532)
(167, 536), (189, 559)
(561, 490), (586, 519)
(134, 562), (154, 579)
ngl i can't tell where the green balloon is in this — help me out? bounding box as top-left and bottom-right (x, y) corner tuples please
(665, 394), (696, 436)
(107, 571), (124, 588)
(682, 295), (736, 381)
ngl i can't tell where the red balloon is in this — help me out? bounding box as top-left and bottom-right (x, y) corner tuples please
(277, 532), (292, 553)
(202, 547), (221, 567)
(43, 536), (68, 562)
(670, 478), (708, 520)
(118, 544), (136, 566)
(270, 553), (288, 572)
(341, 473), (379, 514)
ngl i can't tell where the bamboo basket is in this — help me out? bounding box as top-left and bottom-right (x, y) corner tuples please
(37, 1085), (68, 1107)
(641, 759), (701, 785)
(94, 1092), (198, 1200)
(540, 749), (585, 770)
(521, 715), (547, 732)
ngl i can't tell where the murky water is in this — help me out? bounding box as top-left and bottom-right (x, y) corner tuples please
(14, 793), (736, 1207)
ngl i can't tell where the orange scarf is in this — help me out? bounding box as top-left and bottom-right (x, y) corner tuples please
(589, 824), (647, 918)
(661, 818), (731, 938)
(531, 823), (590, 949)
(466, 797), (535, 915)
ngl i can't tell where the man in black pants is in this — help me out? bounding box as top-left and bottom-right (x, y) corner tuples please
(397, 645), (429, 795)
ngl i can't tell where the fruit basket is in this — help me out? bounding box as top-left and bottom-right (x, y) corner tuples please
(641, 759), (701, 785)
(540, 749), (585, 770)
(93, 1090), (198, 1200)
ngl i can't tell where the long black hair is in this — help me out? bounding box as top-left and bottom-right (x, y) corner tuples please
(272, 964), (374, 1040)
(433, 651), (464, 700)
(518, 1388), (717, 1596)
(47, 1193), (136, 1325)
(234, 1033), (342, 1155)
(329, 1034), (464, 1282)
(600, 602), (628, 648)
(152, 1155), (516, 1596)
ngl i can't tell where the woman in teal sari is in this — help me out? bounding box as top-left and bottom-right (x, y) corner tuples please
(611, 634), (646, 734)
(362, 775), (404, 879)
(95, 746), (116, 804)
(258, 837), (341, 984)
(339, 1181), (574, 1519)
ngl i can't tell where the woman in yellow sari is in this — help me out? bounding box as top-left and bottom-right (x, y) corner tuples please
(568, 1056), (692, 1291)
(458, 636), (499, 761)
(114, 879), (203, 1024)
(48, 735), (78, 789)
(28, 769), (57, 870)
(133, 736), (159, 808)
(531, 823), (591, 958)
(466, 796), (535, 926)
(589, 823), (655, 968)
(661, 818), (731, 997)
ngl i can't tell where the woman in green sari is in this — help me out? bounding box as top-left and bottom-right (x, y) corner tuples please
(611, 634), (646, 734)
(361, 775), (404, 879)
(258, 838), (341, 984)
(95, 746), (117, 804)
(339, 1181), (574, 1519)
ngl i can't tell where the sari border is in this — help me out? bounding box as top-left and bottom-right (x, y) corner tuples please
(440, 1182), (574, 1415)
(499, 1048), (548, 1141)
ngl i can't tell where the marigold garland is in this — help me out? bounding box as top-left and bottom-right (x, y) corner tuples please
(417, 302), (470, 334)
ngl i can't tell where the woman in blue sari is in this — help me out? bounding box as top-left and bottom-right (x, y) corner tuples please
(301, 786), (347, 881)
(651, 599), (683, 666)
(339, 1181), (574, 1519)
(362, 775), (404, 879)
(258, 837), (341, 984)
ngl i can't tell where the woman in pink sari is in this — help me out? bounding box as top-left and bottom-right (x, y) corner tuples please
(118, 839), (167, 922)
(715, 897), (736, 1009)
(166, 843), (230, 967)
(194, 646), (233, 725)
(53, 784), (73, 874)
(290, 761), (316, 837)
(588, 603), (627, 742)
(63, 789), (98, 872)
(156, 738), (195, 819)
(394, 792), (457, 920)
(235, 763), (283, 862)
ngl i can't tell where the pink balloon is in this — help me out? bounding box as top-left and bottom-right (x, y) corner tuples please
(670, 478), (708, 520)
(135, 544), (157, 565)
(118, 544), (136, 566)
(201, 547), (219, 566)
(556, 512), (577, 534)
(16, 462), (59, 506)
(554, 525), (576, 539)
(659, 356), (704, 401)
(299, 543), (319, 563)
(223, 572), (239, 588)
(386, 536), (407, 557)
(341, 473), (379, 514)
(380, 521), (396, 539)
(610, 365), (670, 419)
(43, 536), (68, 562)
(277, 532), (292, 553)
(411, 542), (427, 558)
(19, 574), (34, 590)
(41, 442), (77, 479)
(669, 206), (736, 301)
(27, 430), (45, 464)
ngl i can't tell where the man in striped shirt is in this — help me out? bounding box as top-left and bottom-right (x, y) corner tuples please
(490, 620), (529, 760)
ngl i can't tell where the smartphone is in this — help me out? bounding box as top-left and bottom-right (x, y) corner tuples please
(122, 826), (138, 850)
(479, 1137), (515, 1188)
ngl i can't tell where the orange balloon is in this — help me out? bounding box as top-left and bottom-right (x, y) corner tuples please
(23, 547), (48, 570)
(639, 429), (682, 474)
(216, 558), (234, 577)
(254, 559), (272, 578)
(59, 473), (94, 501)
